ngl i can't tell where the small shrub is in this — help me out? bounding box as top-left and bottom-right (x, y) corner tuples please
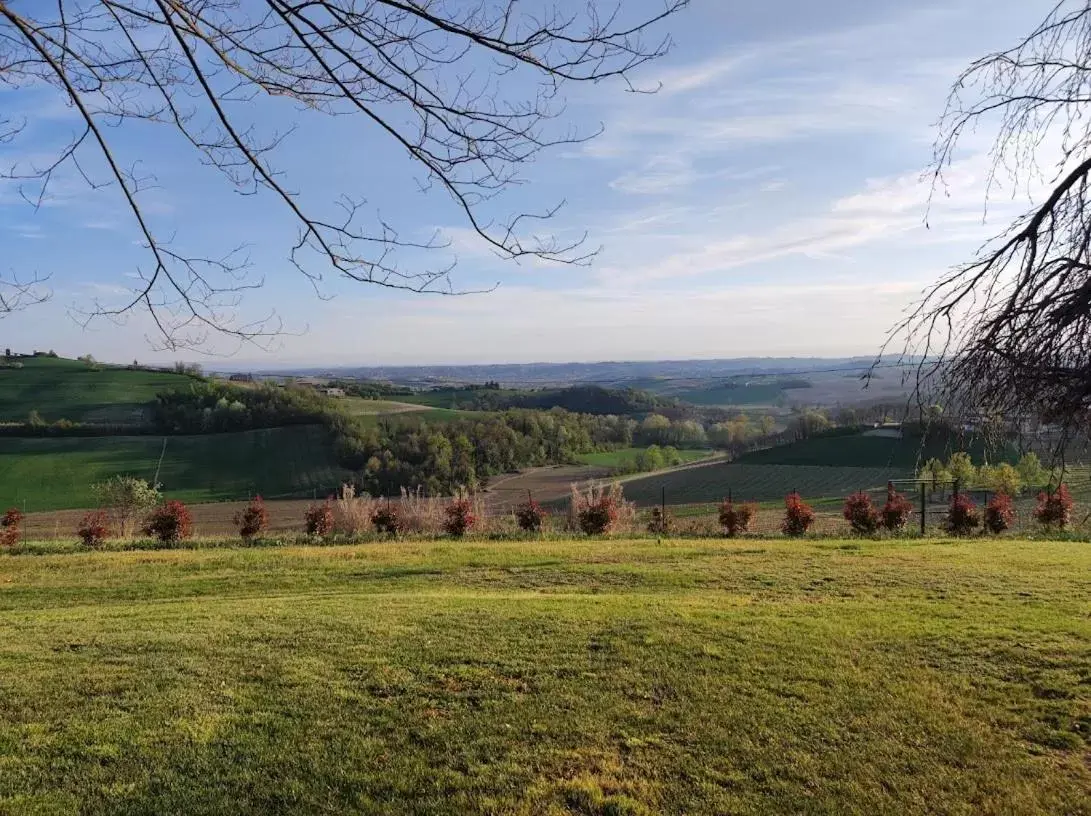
(718, 500), (756, 536)
(572, 483), (623, 536)
(371, 503), (403, 535)
(77, 510), (111, 549)
(514, 499), (547, 533)
(234, 495), (268, 540)
(93, 475), (161, 538)
(1035, 483), (1073, 530)
(881, 484), (913, 532)
(142, 500), (193, 544)
(782, 492), (815, 536)
(945, 493), (980, 536)
(0, 507), (24, 548)
(443, 498), (476, 538)
(984, 493), (1015, 535)
(397, 486), (444, 535)
(332, 483), (378, 535)
(646, 506), (673, 535)
(304, 500), (335, 536)
(842, 491), (880, 534)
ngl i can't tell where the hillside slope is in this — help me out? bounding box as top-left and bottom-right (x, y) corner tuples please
(0, 426), (348, 511)
(0, 356), (193, 424)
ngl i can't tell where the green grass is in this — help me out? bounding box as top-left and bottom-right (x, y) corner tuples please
(0, 356), (193, 424)
(0, 538), (1087, 814)
(622, 462), (907, 505)
(352, 407), (469, 428)
(576, 448), (714, 468)
(0, 426), (349, 511)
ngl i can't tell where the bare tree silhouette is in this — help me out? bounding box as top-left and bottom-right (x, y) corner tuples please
(0, 0), (686, 347)
(899, 1), (1091, 438)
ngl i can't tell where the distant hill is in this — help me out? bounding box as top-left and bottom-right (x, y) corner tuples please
(0, 356), (194, 424)
(403, 384), (674, 415)
(260, 356), (890, 388)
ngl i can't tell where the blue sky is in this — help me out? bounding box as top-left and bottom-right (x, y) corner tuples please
(0, 0), (1052, 365)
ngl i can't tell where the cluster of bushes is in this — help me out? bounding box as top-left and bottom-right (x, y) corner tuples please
(941, 484), (1073, 536)
(918, 451), (1053, 495)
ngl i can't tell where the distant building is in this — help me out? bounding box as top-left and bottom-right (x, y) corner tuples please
(229, 373), (254, 383)
(323, 387), (346, 398)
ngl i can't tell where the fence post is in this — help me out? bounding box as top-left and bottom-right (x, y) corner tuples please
(953, 479), (960, 500)
(661, 486), (666, 521)
(919, 482), (926, 537)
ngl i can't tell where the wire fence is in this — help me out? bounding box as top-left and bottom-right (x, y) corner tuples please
(16, 476), (1089, 541)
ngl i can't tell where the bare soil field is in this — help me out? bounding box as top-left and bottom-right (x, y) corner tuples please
(20, 499), (317, 541)
(483, 465), (610, 512)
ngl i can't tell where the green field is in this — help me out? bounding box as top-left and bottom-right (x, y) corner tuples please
(0, 356), (193, 423)
(0, 426), (348, 511)
(576, 448), (714, 468)
(352, 407), (467, 428)
(739, 429), (1018, 469)
(0, 538), (1087, 813)
(622, 461), (906, 506)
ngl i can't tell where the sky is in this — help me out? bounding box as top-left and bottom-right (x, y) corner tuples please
(0, 0), (1056, 366)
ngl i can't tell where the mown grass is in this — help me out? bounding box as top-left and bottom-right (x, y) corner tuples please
(0, 356), (192, 424)
(0, 538), (1087, 814)
(0, 426), (348, 511)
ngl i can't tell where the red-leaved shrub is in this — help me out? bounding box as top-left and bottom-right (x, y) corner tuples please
(304, 500), (335, 536)
(576, 493), (620, 536)
(1035, 483), (1073, 530)
(0, 507), (24, 548)
(842, 491), (880, 534)
(371, 503), (403, 535)
(443, 498), (475, 537)
(782, 492), (815, 536)
(718, 500), (756, 537)
(881, 485), (913, 532)
(514, 499), (546, 533)
(984, 493), (1015, 535)
(142, 500), (193, 544)
(77, 510), (111, 549)
(945, 493), (980, 536)
(234, 495), (268, 540)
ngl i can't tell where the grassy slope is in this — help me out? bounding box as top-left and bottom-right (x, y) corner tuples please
(0, 357), (193, 423)
(0, 426), (349, 511)
(622, 460), (904, 505)
(576, 448), (713, 468)
(0, 539), (1087, 814)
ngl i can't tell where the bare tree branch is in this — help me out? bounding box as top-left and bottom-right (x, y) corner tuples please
(893, 1), (1091, 441)
(0, 0), (686, 348)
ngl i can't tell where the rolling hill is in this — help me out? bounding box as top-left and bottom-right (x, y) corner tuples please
(0, 426), (348, 512)
(0, 356), (194, 424)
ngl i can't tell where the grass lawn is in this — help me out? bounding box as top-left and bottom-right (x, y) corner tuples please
(576, 448), (714, 468)
(0, 426), (349, 511)
(0, 538), (1087, 814)
(0, 356), (193, 424)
